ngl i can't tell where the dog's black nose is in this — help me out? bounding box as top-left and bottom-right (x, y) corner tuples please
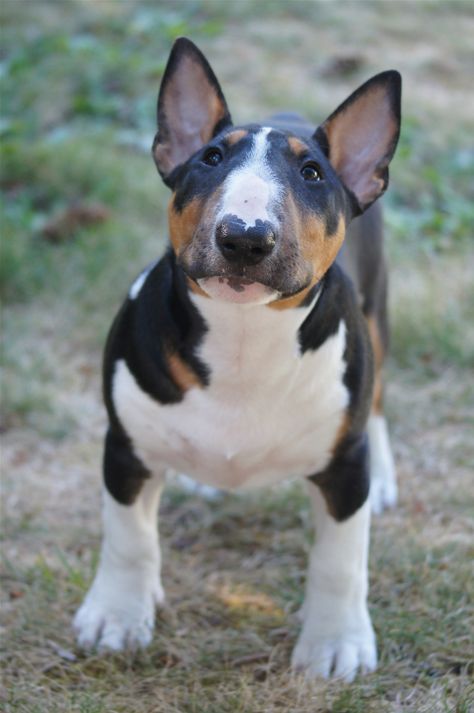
(215, 216), (276, 266)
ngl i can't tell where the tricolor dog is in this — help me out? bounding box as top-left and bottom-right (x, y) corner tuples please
(74, 38), (401, 681)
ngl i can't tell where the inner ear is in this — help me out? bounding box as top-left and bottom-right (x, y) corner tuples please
(153, 38), (232, 183)
(315, 71), (401, 213)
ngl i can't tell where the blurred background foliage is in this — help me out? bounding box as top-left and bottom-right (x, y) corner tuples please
(0, 0), (473, 431)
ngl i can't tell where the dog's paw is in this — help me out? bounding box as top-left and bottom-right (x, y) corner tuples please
(370, 471), (398, 515)
(291, 615), (376, 682)
(73, 568), (164, 652)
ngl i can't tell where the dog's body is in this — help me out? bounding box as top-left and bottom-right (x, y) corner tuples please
(74, 39), (401, 681)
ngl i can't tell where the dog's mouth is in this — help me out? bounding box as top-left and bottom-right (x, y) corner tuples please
(197, 276), (279, 305)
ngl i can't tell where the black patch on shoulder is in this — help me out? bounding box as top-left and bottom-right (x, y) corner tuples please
(103, 249), (209, 430)
(299, 264), (345, 352)
(299, 263), (373, 432)
(302, 264), (374, 522)
(102, 249), (210, 504)
(308, 433), (370, 521)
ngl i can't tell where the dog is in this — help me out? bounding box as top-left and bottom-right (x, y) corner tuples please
(73, 37), (401, 682)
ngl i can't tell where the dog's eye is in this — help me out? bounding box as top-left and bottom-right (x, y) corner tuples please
(202, 148), (223, 167)
(301, 163), (322, 182)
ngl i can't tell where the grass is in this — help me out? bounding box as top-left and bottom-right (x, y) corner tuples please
(1, 1), (474, 711)
(2, 485), (473, 712)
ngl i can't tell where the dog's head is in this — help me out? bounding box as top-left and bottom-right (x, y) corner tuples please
(153, 38), (401, 306)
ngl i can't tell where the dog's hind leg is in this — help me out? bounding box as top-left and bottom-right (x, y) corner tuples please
(366, 315), (398, 515)
(74, 429), (164, 651)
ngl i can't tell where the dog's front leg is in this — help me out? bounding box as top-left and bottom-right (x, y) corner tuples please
(292, 469), (376, 681)
(74, 460), (164, 652)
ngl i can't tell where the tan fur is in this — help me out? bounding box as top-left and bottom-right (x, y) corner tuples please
(186, 276), (209, 298)
(287, 136), (309, 157)
(168, 197), (204, 255)
(225, 129), (248, 146)
(268, 284), (314, 311)
(166, 349), (202, 392)
(366, 315), (385, 413)
(270, 199), (346, 311)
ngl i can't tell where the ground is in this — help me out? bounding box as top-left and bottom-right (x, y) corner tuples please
(1, 2), (473, 712)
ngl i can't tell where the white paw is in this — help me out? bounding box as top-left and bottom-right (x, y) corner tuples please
(292, 619), (377, 682)
(74, 566), (164, 652)
(370, 472), (398, 515)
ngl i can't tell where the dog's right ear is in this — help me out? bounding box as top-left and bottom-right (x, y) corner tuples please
(153, 38), (232, 186)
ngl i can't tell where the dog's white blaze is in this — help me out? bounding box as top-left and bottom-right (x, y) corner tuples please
(217, 127), (281, 229)
(292, 489), (376, 681)
(112, 297), (349, 492)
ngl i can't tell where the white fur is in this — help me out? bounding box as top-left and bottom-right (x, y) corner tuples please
(129, 261), (157, 300)
(217, 127), (281, 230)
(112, 296), (350, 493)
(74, 477), (165, 650)
(197, 276), (278, 305)
(173, 473), (222, 500)
(292, 488), (376, 681)
(368, 413), (398, 514)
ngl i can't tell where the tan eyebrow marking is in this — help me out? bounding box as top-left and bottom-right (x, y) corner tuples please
(225, 129), (249, 146)
(288, 136), (310, 157)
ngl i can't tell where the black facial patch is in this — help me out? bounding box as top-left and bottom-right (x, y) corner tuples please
(171, 128), (256, 213)
(262, 130), (354, 235)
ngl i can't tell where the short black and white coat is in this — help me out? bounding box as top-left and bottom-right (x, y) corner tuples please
(74, 38), (401, 682)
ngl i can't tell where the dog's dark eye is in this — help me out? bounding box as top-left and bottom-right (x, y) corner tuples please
(202, 148), (223, 167)
(301, 163), (322, 182)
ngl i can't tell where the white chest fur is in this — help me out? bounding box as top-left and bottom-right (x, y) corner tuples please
(113, 295), (349, 491)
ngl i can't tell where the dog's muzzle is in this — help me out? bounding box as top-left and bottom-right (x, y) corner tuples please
(215, 215), (276, 267)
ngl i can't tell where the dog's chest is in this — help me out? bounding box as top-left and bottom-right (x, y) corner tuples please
(113, 297), (349, 490)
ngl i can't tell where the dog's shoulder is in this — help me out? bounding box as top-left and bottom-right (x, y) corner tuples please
(301, 262), (374, 431)
(103, 249), (209, 424)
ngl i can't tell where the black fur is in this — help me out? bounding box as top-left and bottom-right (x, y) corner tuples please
(308, 434), (370, 522)
(102, 41), (400, 520)
(300, 263), (374, 521)
(104, 250), (208, 412)
(103, 426), (150, 505)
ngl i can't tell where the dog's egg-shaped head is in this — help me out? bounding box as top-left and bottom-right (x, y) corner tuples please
(153, 38), (401, 307)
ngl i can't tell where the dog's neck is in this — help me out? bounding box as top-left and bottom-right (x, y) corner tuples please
(188, 289), (321, 386)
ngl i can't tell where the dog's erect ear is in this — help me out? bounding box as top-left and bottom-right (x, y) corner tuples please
(153, 38), (232, 183)
(314, 71), (401, 213)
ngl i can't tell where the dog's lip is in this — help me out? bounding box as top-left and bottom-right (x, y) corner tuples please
(196, 276), (279, 304)
(184, 266), (273, 289)
(185, 269), (312, 301)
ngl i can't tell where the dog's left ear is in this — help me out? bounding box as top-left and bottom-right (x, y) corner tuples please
(153, 38), (232, 185)
(314, 71), (401, 213)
